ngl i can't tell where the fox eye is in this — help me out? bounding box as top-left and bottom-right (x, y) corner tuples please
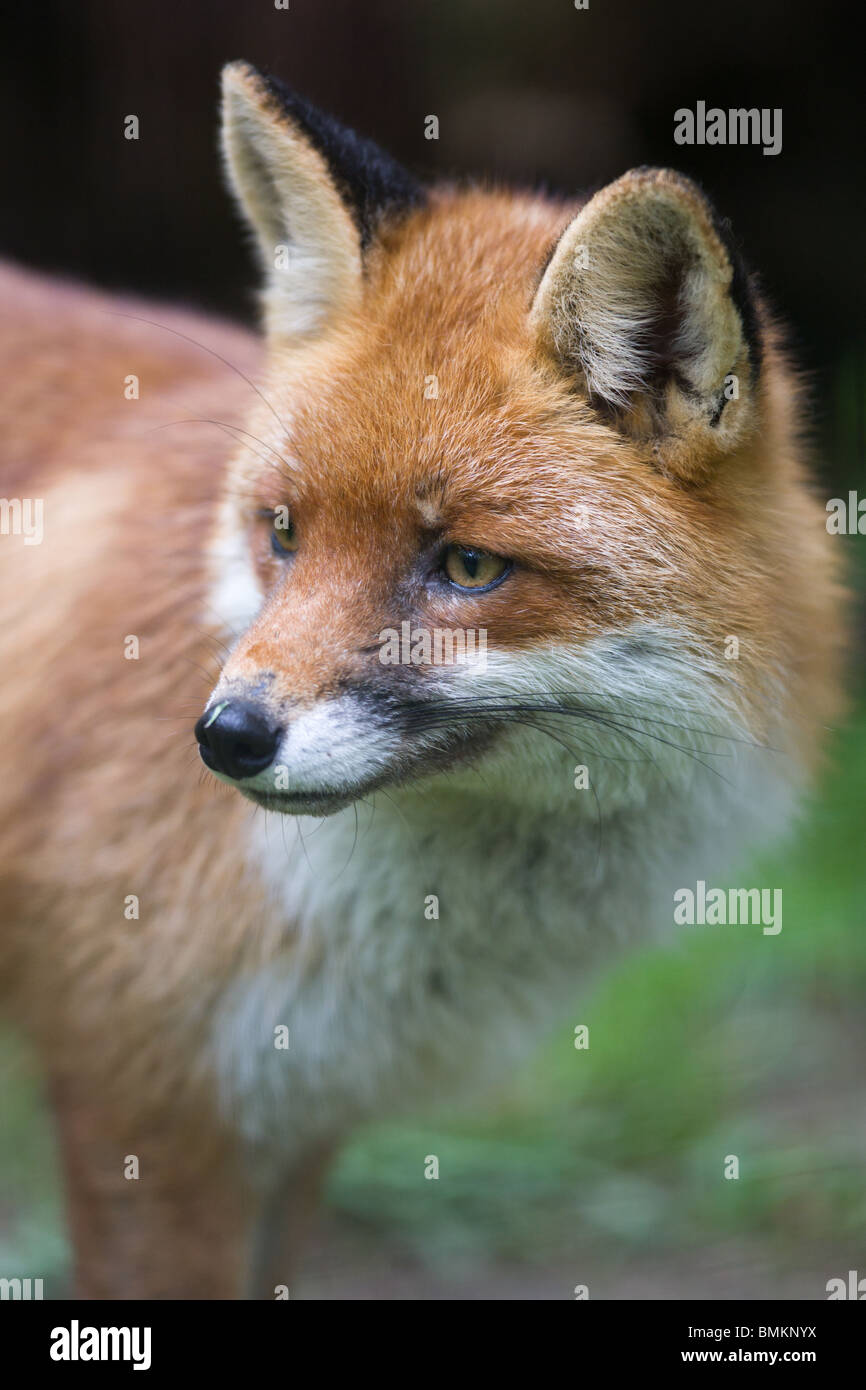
(266, 510), (298, 556)
(442, 544), (511, 592)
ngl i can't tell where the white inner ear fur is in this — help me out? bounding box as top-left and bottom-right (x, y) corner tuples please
(531, 171), (749, 419)
(221, 64), (362, 339)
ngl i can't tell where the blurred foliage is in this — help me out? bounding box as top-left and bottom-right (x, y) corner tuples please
(0, 1035), (67, 1283)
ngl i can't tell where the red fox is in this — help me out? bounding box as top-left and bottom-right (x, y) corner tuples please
(0, 61), (845, 1298)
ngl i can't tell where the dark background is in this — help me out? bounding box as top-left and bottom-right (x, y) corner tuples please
(1, 0), (863, 491)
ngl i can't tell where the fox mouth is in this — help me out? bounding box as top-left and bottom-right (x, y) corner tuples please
(237, 786), (360, 817)
(228, 719), (504, 817)
(198, 690), (507, 817)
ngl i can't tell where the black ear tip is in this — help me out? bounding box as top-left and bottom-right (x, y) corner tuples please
(255, 68), (301, 109)
(253, 70), (426, 248)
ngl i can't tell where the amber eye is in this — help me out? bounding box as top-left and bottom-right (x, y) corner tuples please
(269, 512), (299, 556)
(442, 544), (510, 592)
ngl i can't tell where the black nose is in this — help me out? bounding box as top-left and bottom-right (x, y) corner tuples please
(195, 699), (281, 781)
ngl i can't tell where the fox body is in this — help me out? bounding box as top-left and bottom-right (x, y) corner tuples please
(0, 64), (844, 1296)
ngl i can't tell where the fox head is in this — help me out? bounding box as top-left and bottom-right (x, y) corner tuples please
(196, 61), (825, 820)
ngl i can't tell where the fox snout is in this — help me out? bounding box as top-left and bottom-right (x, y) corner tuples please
(193, 660), (426, 813)
(195, 699), (282, 781)
(193, 682), (391, 813)
(194, 654), (497, 814)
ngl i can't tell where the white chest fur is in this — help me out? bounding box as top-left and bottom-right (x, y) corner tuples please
(210, 721), (797, 1175)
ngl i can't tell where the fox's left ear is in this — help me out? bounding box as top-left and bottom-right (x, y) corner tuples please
(221, 62), (423, 338)
(531, 168), (762, 482)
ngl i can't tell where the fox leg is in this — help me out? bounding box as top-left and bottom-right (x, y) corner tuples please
(50, 1076), (254, 1300)
(247, 1144), (337, 1300)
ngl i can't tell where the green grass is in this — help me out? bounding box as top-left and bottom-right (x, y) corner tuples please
(0, 1033), (67, 1282)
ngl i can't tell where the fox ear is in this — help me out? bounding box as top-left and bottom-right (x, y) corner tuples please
(531, 168), (762, 481)
(221, 62), (423, 338)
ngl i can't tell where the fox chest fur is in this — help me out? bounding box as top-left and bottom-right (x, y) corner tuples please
(210, 742), (794, 1171)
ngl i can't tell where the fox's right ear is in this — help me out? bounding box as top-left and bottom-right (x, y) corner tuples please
(531, 168), (762, 483)
(221, 62), (423, 338)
